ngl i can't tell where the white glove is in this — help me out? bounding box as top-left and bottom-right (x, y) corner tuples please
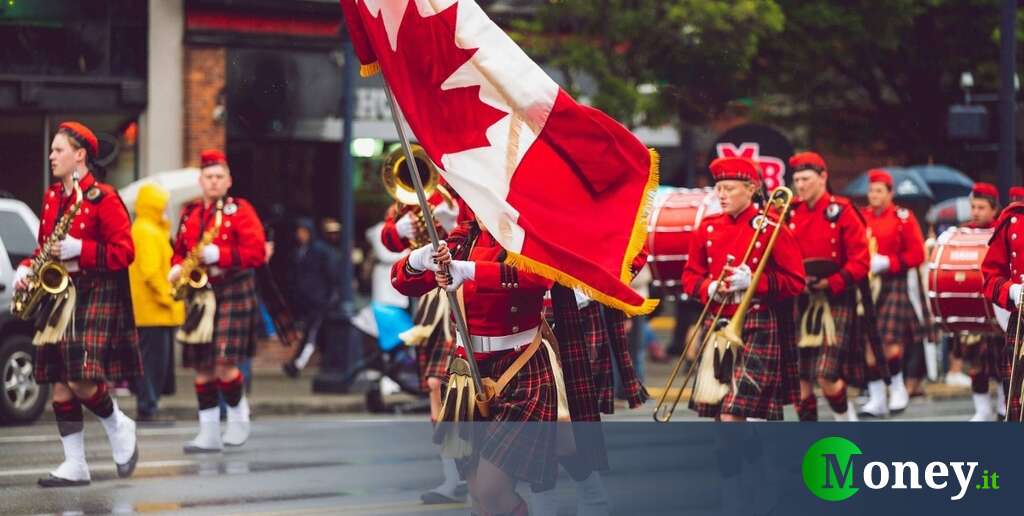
(434, 202), (459, 233)
(573, 288), (592, 309)
(59, 236), (82, 260)
(395, 212), (416, 240)
(408, 241), (445, 272)
(725, 263), (751, 293)
(168, 264), (182, 284)
(201, 244), (220, 265)
(13, 265), (32, 290)
(707, 280), (722, 301)
(870, 254), (891, 275)
(1011, 283), (1023, 307)
(443, 260), (476, 292)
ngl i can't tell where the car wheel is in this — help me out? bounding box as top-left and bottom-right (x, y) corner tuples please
(0, 334), (50, 424)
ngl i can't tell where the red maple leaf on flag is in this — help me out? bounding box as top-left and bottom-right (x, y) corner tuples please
(365, 1), (508, 165)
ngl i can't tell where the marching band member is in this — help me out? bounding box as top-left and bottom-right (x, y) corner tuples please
(170, 149), (266, 453)
(952, 183), (1006, 421)
(858, 169), (926, 417)
(681, 157), (805, 421)
(788, 152), (869, 421)
(981, 185), (1024, 421)
(15, 122), (141, 486)
(380, 181), (470, 504)
(1009, 186), (1024, 204)
(391, 219), (557, 516)
(539, 251), (649, 515)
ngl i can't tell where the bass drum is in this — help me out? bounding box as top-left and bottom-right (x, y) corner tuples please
(927, 226), (1001, 334)
(646, 188), (721, 298)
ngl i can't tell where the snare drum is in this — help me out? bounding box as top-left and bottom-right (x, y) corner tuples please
(927, 226), (1001, 334)
(646, 188), (721, 296)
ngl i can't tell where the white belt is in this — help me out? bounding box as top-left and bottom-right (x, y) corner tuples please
(456, 326), (538, 353)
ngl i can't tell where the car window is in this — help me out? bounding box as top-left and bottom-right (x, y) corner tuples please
(0, 210), (37, 265)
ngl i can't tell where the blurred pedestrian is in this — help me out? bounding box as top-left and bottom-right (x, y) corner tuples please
(282, 217), (340, 377)
(129, 183), (184, 425)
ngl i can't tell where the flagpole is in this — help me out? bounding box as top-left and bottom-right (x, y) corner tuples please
(382, 84), (485, 396)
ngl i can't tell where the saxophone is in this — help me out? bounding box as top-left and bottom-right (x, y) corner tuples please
(171, 199), (223, 301)
(12, 175), (84, 321)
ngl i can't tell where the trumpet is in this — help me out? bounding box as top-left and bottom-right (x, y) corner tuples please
(654, 186), (794, 422)
(381, 144), (454, 248)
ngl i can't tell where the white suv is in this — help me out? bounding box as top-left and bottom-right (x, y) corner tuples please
(0, 197), (49, 424)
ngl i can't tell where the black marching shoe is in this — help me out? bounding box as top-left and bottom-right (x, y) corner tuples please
(116, 445), (139, 478)
(38, 474), (90, 488)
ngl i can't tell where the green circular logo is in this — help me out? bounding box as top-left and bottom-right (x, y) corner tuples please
(802, 436), (862, 502)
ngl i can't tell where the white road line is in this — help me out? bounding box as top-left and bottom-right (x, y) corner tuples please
(0, 426), (197, 444)
(0, 459), (195, 478)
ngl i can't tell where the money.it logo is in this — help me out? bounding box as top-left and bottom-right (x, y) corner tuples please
(802, 436), (862, 502)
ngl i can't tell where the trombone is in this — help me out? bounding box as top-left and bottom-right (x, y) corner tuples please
(381, 144), (454, 249)
(653, 186), (795, 422)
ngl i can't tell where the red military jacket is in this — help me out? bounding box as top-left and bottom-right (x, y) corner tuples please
(22, 171), (134, 272)
(681, 203), (805, 316)
(172, 196), (266, 281)
(860, 203), (925, 275)
(391, 223), (553, 337)
(380, 190), (473, 252)
(789, 193), (869, 295)
(982, 203), (1024, 309)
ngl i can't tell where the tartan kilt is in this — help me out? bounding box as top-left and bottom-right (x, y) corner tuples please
(691, 307), (786, 421)
(549, 295), (608, 474)
(956, 333), (1011, 381)
(775, 299), (800, 407)
(416, 318), (455, 392)
(797, 289), (863, 384)
(555, 302), (603, 423)
(876, 274), (921, 348)
(34, 273), (142, 384)
(181, 271), (260, 370)
(1004, 318), (1024, 420)
(460, 342), (559, 487)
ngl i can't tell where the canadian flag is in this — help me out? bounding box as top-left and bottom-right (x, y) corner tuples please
(341, 0), (658, 315)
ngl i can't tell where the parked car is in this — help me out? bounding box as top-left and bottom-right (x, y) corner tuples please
(0, 198), (49, 424)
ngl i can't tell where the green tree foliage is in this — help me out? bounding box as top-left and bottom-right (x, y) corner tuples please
(755, 0), (1006, 164)
(513, 0), (784, 128)
(516, 0), (1023, 169)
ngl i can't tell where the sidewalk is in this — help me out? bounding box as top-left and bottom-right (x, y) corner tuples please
(37, 367), (420, 422)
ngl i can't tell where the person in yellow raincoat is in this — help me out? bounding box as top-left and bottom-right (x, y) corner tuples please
(128, 183), (185, 423)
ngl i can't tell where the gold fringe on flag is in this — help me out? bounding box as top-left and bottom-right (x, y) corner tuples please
(359, 62), (380, 78)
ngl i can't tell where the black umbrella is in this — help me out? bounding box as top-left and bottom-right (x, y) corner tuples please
(842, 167), (934, 202)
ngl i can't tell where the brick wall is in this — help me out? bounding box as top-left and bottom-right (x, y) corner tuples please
(183, 46), (226, 166)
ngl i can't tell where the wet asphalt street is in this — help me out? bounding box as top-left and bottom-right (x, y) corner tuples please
(0, 392), (981, 516)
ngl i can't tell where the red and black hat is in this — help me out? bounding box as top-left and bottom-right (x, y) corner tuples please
(709, 156), (762, 183)
(1009, 186), (1024, 203)
(867, 168), (893, 189)
(200, 149), (228, 169)
(58, 121), (98, 157)
(971, 182), (1000, 205)
(789, 151), (827, 173)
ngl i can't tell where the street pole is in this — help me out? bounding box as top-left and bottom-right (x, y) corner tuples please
(997, 0), (1017, 199)
(313, 35), (360, 393)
